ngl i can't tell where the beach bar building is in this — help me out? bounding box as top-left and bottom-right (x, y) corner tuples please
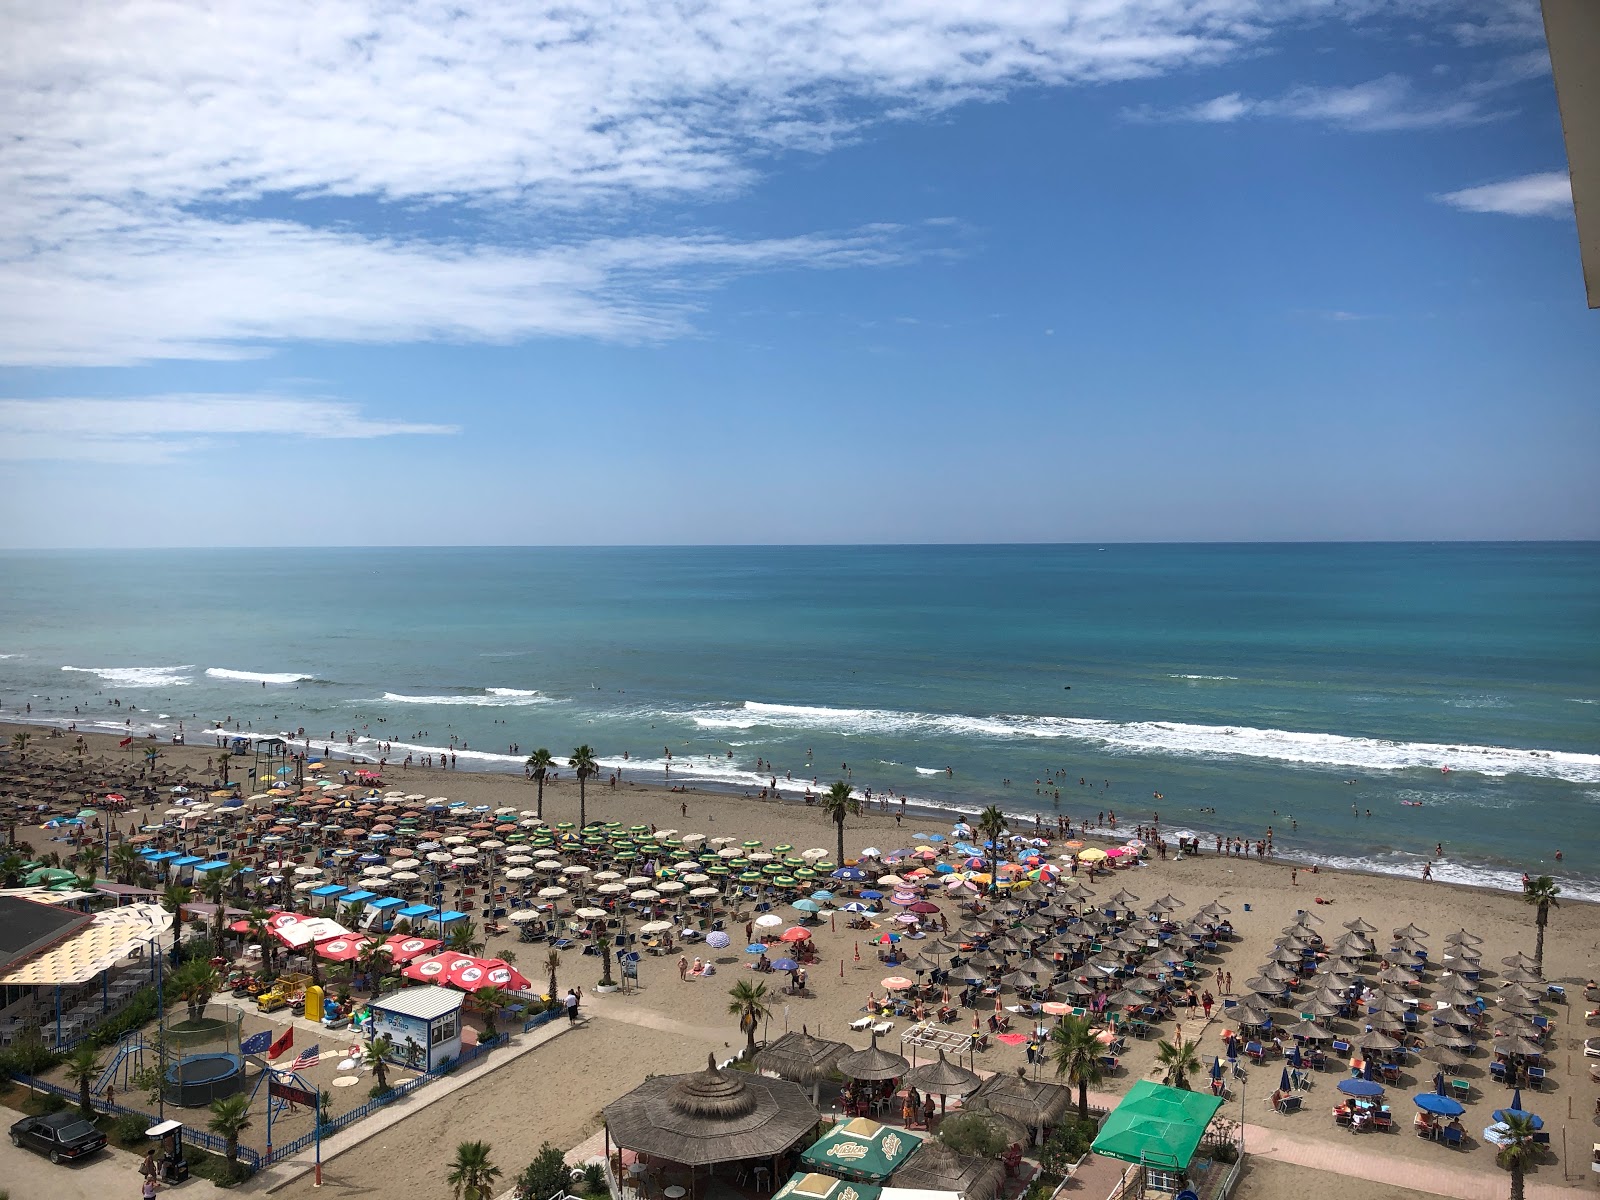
(604, 1054), (821, 1198)
(1090, 1080), (1225, 1193)
(368, 983), (463, 1073)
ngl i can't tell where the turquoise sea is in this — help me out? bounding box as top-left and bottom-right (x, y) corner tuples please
(1, 544), (1596, 898)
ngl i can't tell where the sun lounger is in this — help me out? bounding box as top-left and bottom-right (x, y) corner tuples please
(849, 1016), (873, 1032)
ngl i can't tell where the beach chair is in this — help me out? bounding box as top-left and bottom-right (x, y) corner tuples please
(1442, 1126), (1463, 1148)
(1246, 1041), (1266, 1063)
(1097, 1054), (1121, 1074)
(1490, 1061), (1508, 1082)
(1449, 1078), (1470, 1102)
(1532, 1131), (1551, 1147)
(1276, 1095), (1302, 1114)
(1331, 1039), (1352, 1057)
(1526, 1066), (1547, 1090)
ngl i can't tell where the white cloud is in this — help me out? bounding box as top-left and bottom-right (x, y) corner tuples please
(1135, 72), (1503, 130)
(0, 1), (1545, 367)
(1435, 172), (1574, 217)
(0, 395), (459, 463)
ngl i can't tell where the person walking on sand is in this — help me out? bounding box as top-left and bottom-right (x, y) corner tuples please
(679, 955), (689, 981)
(565, 987), (580, 1023)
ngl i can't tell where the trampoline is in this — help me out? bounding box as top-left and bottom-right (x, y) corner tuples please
(163, 1053), (245, 1107)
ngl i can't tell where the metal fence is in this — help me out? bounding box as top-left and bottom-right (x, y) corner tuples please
(1, 1075), (263, 1172)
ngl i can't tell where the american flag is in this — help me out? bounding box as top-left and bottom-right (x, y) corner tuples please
(290, 1044), (320, 1071)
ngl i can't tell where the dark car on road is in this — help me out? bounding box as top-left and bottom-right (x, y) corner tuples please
(9, 1111), (108, 1163)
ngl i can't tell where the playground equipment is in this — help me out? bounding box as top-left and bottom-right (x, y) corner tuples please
(160, 1004), (245, 1108)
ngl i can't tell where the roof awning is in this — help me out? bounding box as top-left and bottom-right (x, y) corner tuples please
(341, 890), (378, 903)
(1542, 0), (1599, 306)
(170, 855), (204, 868)
(0, 903), (172, 986)
(1091, 1080), (1223, 1171)
(193, 861), (232, 873)
(367, 896), (405, 911)
(141, 851), (179, 862)
(309, 884), (348, 898)
(397, 903), (435, 918)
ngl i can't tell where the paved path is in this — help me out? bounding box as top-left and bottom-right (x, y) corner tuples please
(1, 1136), (224, 1200)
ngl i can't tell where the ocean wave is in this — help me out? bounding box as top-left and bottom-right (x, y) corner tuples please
(914, 766), (945, 775)
(688, 700), (1600, 783)
(0, 653), (22, 659)
(206, 667), (315, 684)
(1168, 674), (1239, 681)
(370, 689), (560, 707)
(1307, 851), (1600, 905)
(62, 664), (193, 687)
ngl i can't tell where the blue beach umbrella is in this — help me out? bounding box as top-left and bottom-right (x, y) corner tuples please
(1433, 1071), (1446, 1095)
(927, 834), (945, 843)
(809, 890), (834, 902)
(746, 944), (768, 954)
(1414, 1094), (1465, 1117)
(1491, 1105), (1543, 1129)
(1287, 1046), (1303, 1069)
(831, 868), (865, 881)
(1226, 1038), (1239, 1062)
(933, 863), (954, 874)
(861, 890), (885, 900)
(793, 899), (821, 913)
(772, 958), (799, 972)
(1336, 1079), (1385, 1098)
(1211, 1057), (1223, 1082)
(1279, 1067), (1291, 1092)
(911, 833), (929, 841)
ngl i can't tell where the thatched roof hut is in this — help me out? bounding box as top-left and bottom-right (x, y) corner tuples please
(756, 1030), (849, 1087)
(603, 1054), (821, 1166)
(837, 1033), (909, 1083)
(964, 1072), (1073, 1143)
(887, 1140), (1004, 1200)
(903, 1050), (980, 1098)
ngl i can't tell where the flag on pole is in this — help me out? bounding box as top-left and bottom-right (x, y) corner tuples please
(291, 1044), (321, 1071)
(119, 737), (133, 747)
(240, 1031), (272, 1056)
(268, 1027), (294, 1061)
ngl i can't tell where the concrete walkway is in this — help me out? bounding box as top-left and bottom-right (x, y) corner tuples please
(242, 1015), (572, 1194)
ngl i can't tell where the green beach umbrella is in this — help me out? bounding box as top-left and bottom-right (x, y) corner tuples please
(742, 840), (763, 849)
(773, 844), (794, 854)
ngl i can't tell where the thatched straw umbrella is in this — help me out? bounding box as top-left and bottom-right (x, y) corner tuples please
(755, 1029), (849, 1104)
(837, 1033), (910, 1083)
(888, 1139), (1004, 1200)
(903, 1050), (981, 1114)
(964, 1072), (1073, 1146)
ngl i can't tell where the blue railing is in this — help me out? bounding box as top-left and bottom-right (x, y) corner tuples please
(524, 1006), (563, 1033)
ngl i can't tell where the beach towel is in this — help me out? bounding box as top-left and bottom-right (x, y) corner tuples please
(995, 1033), (1027, 1046)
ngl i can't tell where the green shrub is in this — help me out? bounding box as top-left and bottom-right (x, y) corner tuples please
(938, 1112), (1009, 1159)
(112, 1113), (150, 1147)
(580, 1162), (606, 1195)
(1210, 1143), (1238, 1164)
(515, 1142), (571, 1200)
(1039, 1117), (1098, 1175)
(38, 1091), (68, 1114)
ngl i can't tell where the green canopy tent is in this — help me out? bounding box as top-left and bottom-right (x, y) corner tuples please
(774, 1171), (882, 1200)
(1091, 1081), (1223, 1174)
(800, 1118), (923, 1183)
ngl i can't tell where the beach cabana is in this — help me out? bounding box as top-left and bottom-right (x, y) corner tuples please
(603, 1054), (820, 1191)
(1091, 1080), (1223, 1178)
(801, 1118), (922, 1183)
(756, 1029), (851, 1104)
(885, 1140), (1004, 1200)
(838, 1034), (910, 1083)
(964, 1072), (1073, 1146)
(902, 1051), (981, 1112)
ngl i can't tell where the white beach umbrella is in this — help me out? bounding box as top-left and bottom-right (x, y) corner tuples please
(682, 873), (710, 884)
(592, 870), (622, 881)
(504, 867), (533, 880)
(494, 807), (517, 815)
(562, 864), (591, 876)
(597, 883), (627, 895)
(510, 910), (541, 923)
(690, 887), (721, 898)
(747, 851), (774, 863)
(442, 835), (468, 846)
(426, 852), (454, 863)
(478, 839), (505, 850)
(640, 921), (674, 934)
(654, 829), (679, 840)
(755, 914), (783, 928)
(538, 886), (568, 899)
(718, 847), (744, 859)
(532, 848), (561, 859)
(293, 866), (323, 877)
(631, 889), (660, 901)
(504, 854), (533, 865)
(624, 876), (651, 886)
(362, 864), (392, 876)
(390, 871), (420, 882)
(656, 881), (686, 894)
(575, 907), (608, 919)
(801, 848), (829, 861)
(293, 880), (320, 891)
(681, 833), (706, 846)
(534, 859), (564, 870)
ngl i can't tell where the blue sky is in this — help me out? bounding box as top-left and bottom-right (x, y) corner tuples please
(1, 0), (1594, 546)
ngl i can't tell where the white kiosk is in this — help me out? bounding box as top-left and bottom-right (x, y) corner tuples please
(369, 985), (464, 1073)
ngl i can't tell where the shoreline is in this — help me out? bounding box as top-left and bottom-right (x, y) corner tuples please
(7, 718), (1596, 910)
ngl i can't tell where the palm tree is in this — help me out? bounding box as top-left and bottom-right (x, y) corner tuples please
(216, 751), (232, 785)
(1048, 1015), (1104, 1121)
(0, 852), (29, 888)
(161, 883), (193, 964)
(977, 805), (1007, 894)
(9, 731), (31, 761)
(176, 961), (220, 1022)
(544, 948), (561, 1002)
(363, 1035), (393, 1093)
(1155, 1035), (1202, 1090)
(64, 1044), (103, 1118)
(72, 846), (100, 880)
(1522, 875), (1561, 975)
(447, 1140), (502, 1200)
(201, 865), (240, 946)
(109, 843), (143, 886)
(246, 906), (277, 973)
(1495, 1110), (1541, 1200)
(728, 980), (773, 1060)
(569, 746), (598, 828)
(207, 1094), (252, 1179)
(447, 921), (485, 955)
(821, 781), (859, 866)
(525, 749), (554, 820)
(471, 986), (511, 1039)
(356, 938), (390, 998)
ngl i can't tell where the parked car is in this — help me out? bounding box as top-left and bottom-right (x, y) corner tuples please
(8, 1111), (108, 1163)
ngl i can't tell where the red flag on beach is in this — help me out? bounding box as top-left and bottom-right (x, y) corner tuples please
(119, 737), (133, 747)
(268, 1027), (293, 1061)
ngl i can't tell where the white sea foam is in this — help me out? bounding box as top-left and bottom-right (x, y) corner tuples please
(914, 767), (944, 775)
(0, 653), (22, 659)
(371, 689), (560, 707)
(206, 667), (315, 684)
(62, 664), (193, 687)
(1168, 674), (1238, 681)
(689, 700), (1600, 783)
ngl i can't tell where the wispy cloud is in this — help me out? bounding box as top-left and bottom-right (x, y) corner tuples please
(0, 395), (458, 463)
(1435, 172), (1574, 217)
(1131, 72), (1505, 131)
(0, 2), (1547, 367)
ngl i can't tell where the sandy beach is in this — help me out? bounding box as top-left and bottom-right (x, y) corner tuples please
(9, 724), (1600, 1199)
